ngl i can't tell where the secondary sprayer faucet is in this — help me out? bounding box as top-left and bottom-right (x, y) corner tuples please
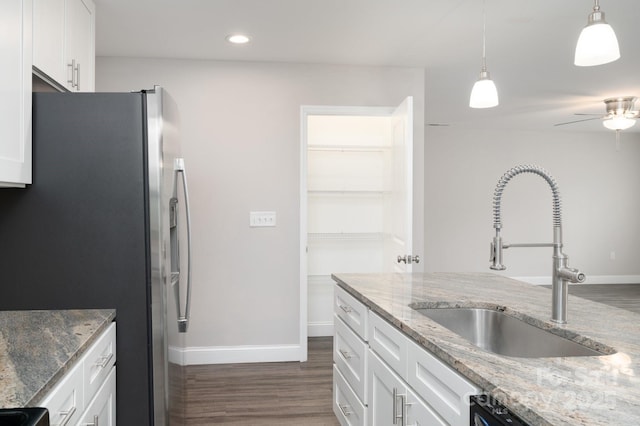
(489, 165), (585, 324)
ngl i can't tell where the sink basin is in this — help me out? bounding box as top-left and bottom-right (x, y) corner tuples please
(412, 307), (613, 358)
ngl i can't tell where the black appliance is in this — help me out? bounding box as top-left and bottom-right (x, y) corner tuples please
(470, 394), (528, 426)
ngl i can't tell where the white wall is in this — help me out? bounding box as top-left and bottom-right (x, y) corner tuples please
(424, 126), (640, 282)
(96, 57), (425, 362)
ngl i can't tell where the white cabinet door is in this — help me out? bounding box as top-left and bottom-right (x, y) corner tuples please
(0, 0), (32, 187)
(64, 0), (95, 91)
(78, 368), (116, 426)
(406, 387), (447, 426)
(368, 350), (405, 426)
(33, 0), (65, 84)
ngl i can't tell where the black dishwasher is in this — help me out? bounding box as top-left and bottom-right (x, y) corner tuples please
(470, 395), (528, 426)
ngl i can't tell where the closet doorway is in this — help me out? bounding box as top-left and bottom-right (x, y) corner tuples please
(299, 97), (415, 360)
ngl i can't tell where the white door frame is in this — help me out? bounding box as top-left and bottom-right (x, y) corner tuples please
(299, 105), (395, 361)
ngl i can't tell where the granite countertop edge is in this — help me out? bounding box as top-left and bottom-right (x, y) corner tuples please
(0, 309), (116, 408)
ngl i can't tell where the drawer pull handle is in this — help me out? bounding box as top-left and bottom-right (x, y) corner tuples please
(95, 353), (114, 369)
(338, 403), (352, 417)
(339, 349), (352, 359)
(58, 406), (76, 426)
(339, 304), (352, 314)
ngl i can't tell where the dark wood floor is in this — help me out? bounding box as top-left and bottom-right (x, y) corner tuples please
(175, 284), (640, 424)
(180, 337), (340, 425)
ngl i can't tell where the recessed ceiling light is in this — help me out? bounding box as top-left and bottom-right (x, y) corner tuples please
(226, 34), (251, 45)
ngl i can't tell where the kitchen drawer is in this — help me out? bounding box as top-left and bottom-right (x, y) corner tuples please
(333, 365), (366, 426)
(83, 322), (116, 402)
(78, 367), (116, 426)
(38, 360), (84, 426)
(407, 339), (479, 426)
(335, 285), (368, 341)
(334, 314), (368, 403)
(367, 311), (407, 380)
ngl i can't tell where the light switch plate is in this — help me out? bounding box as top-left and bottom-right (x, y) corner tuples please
(250, 211), (276, 227)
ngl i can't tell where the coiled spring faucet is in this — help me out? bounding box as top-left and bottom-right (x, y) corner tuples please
(490, 165), (585, 324)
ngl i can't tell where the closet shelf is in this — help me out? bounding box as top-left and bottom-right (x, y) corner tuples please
(308, 232), (385, 241)
(307, 189), (389, 196)
(308, 144), (390, 153)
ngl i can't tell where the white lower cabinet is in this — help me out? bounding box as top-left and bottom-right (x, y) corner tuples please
(369, 350), (446, 426)
(334, 365), (367, 426)
(333, 283), (481, 426)
(78, 368), (116, 426)
(38, 322), (116, 426)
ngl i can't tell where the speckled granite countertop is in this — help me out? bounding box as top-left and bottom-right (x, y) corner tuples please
(332, 272), (640, 426)
(0, 309), (115, 408)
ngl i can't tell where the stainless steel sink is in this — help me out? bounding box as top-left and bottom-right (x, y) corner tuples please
(413, 307), (613, 358)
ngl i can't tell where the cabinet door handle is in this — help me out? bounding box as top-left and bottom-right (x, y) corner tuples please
(95, 352), (114, 369)
(339, 349), (352, 359)
(83, 415), (99, 426)
(392, 388), (406, 426)
(67, 59), (76, 87)
(58, 406), (77, 426)
(339, 304), (352, 314)
(338, 403), (352, 417)
(75, 62), (80, 91)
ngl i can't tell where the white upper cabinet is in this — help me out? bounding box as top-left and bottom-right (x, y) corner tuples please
(33, 0), (65, 85)
(0, 0), (32, 187)
(33, 0), (95, 92)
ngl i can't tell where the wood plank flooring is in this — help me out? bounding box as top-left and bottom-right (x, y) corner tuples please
(179, 337), (339, 425)
(566, 284), (640, 314)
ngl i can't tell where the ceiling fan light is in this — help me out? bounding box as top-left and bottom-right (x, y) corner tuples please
(574, 7), (620, 66)
(603, 116), (636, 131)
(469, 71), (499, 108)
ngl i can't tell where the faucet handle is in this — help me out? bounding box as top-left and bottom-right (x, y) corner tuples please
(558, 267), (586, 283)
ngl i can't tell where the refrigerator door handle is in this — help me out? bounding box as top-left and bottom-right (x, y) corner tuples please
(170, 158), (192, 333)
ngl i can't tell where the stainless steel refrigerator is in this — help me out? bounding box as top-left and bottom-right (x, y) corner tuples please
(0, 86), (192, 425)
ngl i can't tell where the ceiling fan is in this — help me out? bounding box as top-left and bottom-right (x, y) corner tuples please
(554, 96), (639, 130)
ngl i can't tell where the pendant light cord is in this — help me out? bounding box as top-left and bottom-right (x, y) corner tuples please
(481, 0), (487, 71)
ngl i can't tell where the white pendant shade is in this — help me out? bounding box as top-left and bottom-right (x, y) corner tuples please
(603, 116), (636, 130)
(470, 73), (499, 109)
(574, 2), (620, 66)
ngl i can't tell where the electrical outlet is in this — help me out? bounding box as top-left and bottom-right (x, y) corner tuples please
(250, 211), (276, 227)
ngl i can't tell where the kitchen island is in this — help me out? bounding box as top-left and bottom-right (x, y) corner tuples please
(0, 309), (115, 408)
(332, 272), (640, 425)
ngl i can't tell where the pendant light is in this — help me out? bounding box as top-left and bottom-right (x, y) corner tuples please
(469, 0), (498, 109)
(574, 0), (620, 66)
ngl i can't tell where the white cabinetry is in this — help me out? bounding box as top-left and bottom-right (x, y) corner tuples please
(369, 351), (446, 426)
(0, 0), (32, 187)
(33, 0), (95, 91)
(38, 323), (116, 426)
(333, 286), (369, 425)
(333, 284), (481, 426)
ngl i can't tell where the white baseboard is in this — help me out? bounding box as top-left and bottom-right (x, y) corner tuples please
(168, 343), (301, 366)
(308, 321), (334, 337)
(512, 275), (640, 285)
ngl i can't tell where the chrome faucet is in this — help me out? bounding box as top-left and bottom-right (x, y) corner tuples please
(489, 165), (585, 324)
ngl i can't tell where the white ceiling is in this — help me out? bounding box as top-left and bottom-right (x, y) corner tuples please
(95, 0), (640, 133)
